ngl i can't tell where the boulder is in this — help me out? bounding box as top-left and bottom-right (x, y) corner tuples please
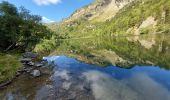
(30, 70), (41, 77)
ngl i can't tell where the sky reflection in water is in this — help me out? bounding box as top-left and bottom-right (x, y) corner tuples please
(43, 56), (170, 100)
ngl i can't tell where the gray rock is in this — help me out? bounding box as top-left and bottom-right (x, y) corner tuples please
(30, 70), (41, 77)
(27, 61), (34, 66)
(20, 58), (32, 63)
(68, 92), (76, 100)
(23, 52), (38, 59)
(146, 60), (154, 65)
(23, 67), (33, 73)
(39, 67), (52, 75)
(26, 68), (33, 73)
(35, 63), (43, 67)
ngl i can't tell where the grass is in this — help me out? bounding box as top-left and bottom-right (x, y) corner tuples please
(0, 53), (21, 83)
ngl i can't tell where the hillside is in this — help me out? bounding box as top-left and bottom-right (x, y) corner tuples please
(35, 0), (170, 68)
(47, 0), (170, 38)
(64, 0), (134, 22)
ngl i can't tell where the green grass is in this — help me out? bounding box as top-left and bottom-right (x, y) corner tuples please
(0, 53), (21, 83)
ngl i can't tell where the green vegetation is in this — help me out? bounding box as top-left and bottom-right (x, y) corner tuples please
(0, 1), (53, 83)
(100, 0), (170, 35)
(47, 0), (170, 38)
(0, 53), (21, 83)
(0, 1), (52, 51)
(101, 35), (170, 68)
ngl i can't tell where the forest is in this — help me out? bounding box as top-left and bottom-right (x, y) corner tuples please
(0, 1), (52, 52)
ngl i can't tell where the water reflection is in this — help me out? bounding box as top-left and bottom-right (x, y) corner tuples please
(44, 56), (170, 100)
(83, 70), (139, 100)
(54, 34), (170, 68)
(84, 71), (170, 100)
(1, 56), (170, 100)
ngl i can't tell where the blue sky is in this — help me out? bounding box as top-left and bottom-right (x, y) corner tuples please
(0, 0), (95, 23)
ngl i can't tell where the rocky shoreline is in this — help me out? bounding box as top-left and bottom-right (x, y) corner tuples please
(0, 52), (52, 88)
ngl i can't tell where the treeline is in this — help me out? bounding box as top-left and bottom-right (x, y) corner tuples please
(0, 1), (52, 52)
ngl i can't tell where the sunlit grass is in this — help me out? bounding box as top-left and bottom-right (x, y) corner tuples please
(0, 53), (21, 83)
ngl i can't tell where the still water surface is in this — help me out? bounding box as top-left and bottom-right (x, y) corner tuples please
(1, 56), (170, 100)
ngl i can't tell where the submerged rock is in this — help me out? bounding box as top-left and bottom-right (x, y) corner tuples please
(30, 70), (41, 77)
(39, 67), (52, 75)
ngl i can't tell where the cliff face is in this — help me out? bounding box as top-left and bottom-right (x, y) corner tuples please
(64, 0), (134, 23)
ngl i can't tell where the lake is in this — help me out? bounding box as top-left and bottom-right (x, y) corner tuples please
(0, 56), (170, 100)
(1, 34), (170, 100)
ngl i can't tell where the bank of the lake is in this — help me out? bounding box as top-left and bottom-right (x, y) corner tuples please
(0, 52), (49, 87)
(0, 53), (21, 84)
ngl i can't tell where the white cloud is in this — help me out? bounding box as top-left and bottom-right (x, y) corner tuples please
(33, 0), (62, 6)
(42, 16), (55, 23)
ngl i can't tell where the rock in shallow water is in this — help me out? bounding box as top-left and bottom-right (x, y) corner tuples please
(23, 52), (38, 59)
(30, 70), (41, 77)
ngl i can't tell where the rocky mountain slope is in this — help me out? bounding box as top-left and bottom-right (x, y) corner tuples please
(64, 0), (134, 22)
(47, 0), (169, 38)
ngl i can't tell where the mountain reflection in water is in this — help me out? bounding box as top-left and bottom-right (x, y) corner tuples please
(1, 56), (170, 100)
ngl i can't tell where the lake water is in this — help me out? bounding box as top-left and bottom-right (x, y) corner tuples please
(1, 56), (170, 100)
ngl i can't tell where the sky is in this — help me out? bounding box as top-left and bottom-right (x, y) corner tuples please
(0, 0), (95, 23)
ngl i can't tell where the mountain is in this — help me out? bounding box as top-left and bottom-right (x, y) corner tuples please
(35, 0), (170, 68)
(47, 0), (170, 38)
(64, 0), (134, 22)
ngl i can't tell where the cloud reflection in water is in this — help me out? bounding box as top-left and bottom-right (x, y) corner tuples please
(83, 71), (170, 100)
